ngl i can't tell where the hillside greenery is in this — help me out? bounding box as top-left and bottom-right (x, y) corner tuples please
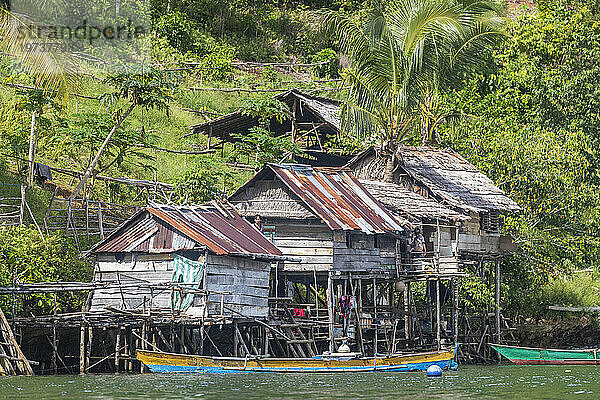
(0, 0), (599, 317)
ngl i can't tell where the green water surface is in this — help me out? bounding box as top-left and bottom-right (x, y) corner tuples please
(0, 365), (598, 399)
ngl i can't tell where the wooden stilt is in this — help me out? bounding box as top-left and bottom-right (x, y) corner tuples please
(495, 259), (501, 345)
(52, 293), (57, 374)
(140, 323), (147, 373)
(79, 324), (86, 374)
(114, 329), (121, 373)
(327, 272), (335, 353)
(404, 281), (410, 341)
(436, 278), (441, 351)
(453, 278), (459, 346)
(373, 277), (378, 356)
(233, 321), (239, 357)
(86, 325), (93, 372)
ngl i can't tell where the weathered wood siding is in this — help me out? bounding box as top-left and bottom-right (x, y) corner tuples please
(90, 253), (175, 312)
(458, 212), (501, 253)
(332, 232), (397, 273)
(231, 179), (314, 219)
(267, 219), (334, 272)
(91, 253), (271, 318)
(204, 255), (271, 318)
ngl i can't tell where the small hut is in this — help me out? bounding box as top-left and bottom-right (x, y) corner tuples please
(87, 202), (287, 319)
(189, 90), (349, 166)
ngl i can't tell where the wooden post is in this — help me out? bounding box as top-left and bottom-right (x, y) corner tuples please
(19, 185), (25, 225)
(97, 202), (104, 239)
(291, 98), (298, 143)
(233, 320), (239, 357)
(404, 281), (410, 340)
(373, 278), (378, 356)
(453, 278), (459, 347)
(436, 278), (441, 351)
(86, 325), (93, 372)
(206, 125), (213, 150)
(140, 323), (147, 373)
(52, 293), (58, 374)
(327, 272), (334, 353)
(114, 329), (121, 373)
(79, 323), (86, 374)
(495, 259), (501, 344)
(313, 267), (319, 314)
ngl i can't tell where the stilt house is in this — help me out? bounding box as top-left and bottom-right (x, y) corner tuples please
(359, 179), (469, 277)
(229, 163), (410, 355)
(87, 203), (287, 319)
(348, 146), (521, 258)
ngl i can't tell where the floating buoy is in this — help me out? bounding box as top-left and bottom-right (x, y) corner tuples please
(426, 365), (443, 377)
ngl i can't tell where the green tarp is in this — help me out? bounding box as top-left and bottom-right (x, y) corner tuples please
(169, 254), (205, 311)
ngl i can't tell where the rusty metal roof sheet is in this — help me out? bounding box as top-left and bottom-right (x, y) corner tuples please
(89, 203), (283, 259)
(232, 164), (406, 234)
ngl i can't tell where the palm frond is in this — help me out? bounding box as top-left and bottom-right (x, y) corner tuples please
(0, 6), (79, 102)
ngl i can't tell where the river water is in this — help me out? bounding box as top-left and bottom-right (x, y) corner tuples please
(0, 365), (598, 399)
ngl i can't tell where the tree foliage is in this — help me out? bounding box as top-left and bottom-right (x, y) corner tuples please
(439, 0), (600, 314)
(0, 226), (91, 316)
(321, 0), (507, 159)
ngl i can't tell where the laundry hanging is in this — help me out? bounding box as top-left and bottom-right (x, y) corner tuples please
(169, 253), (205, 312)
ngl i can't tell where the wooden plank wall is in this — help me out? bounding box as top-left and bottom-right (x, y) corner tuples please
(90, 253), (175, 312)
(205, 255), (270, 318)
(332, 232), (395, 272)
(91, 253), (272, 318)
(458, 212), (501, 253)
(267, 219), (334, 272)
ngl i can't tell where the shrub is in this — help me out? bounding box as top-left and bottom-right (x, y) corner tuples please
(0, 226), (92, 316)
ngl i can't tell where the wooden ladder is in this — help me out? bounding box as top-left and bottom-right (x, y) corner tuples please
(0, 309), (33, 376)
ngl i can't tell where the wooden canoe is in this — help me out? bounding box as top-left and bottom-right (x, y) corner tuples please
(137, 347), (458, 373)
(491, 344), (600, 365)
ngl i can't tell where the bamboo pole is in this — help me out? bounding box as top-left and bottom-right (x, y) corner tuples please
(27, 111), (36, 188)
(79, 323), (86, 374)
(495, 259), (501, 345)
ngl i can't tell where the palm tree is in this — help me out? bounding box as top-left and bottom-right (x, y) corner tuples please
(0, 4), (78, 101)
(322, 0), (507, 181)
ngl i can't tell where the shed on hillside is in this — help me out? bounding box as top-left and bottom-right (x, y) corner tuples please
(189, 90), (349, 166)
(87, 203), (287, 319)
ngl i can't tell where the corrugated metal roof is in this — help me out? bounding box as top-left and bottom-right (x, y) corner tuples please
(89, 203), (283, 259)
(236, 164), (406, 234)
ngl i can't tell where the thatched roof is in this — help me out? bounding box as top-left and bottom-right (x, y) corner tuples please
(189, 90), (349, 166)
(359, 180), (468, 222)
(348, 146), (521, 213)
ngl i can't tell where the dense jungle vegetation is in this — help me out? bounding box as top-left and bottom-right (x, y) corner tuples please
(1, 0), (600, 318)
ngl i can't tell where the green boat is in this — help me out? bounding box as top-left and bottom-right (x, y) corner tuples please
(491, 344), (600, 365)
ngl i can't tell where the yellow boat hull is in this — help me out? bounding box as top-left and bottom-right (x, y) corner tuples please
(137, 347), (458, 373)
